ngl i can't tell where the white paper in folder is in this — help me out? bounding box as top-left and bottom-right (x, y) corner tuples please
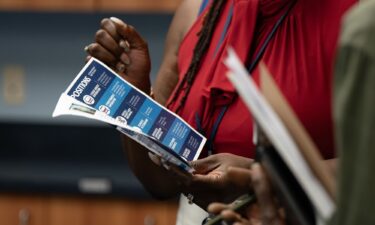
(224, 48), (335, 222)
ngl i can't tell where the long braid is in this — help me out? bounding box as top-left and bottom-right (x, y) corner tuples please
(167, 0), (226, 113)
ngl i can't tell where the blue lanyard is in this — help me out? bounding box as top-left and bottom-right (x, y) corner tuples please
(197, 0), (296, 155)
(198, 0), (211, 16)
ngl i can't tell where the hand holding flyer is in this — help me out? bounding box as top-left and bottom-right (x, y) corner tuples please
(53, 58), (206, 172)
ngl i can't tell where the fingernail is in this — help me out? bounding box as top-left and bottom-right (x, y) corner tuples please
(251, 162), (260, 170)
(120, 40), (130, 52)
(110, 17), (123, 24)
(148, 152), (161, 166)
(124, 45), (130, 53)
(123, 57), (130, 65)
(117, 63), (125, 72)
(85, 55), (92, 63)
(119, 40), (126, 48)
(161, 158), (171, 170)
(84, 45), (89, 53)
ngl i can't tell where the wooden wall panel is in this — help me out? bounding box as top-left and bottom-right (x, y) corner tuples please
(0, 195), (49, 225)
(0, 194), (178, 225)
(47, 197), (178, 225)
(0, 0), (95, 11)
(47, 197), (88, 225)
(0, 0), (181, 12)
(96, 0), (182, 12)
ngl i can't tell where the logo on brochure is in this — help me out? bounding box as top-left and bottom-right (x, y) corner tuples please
(99, 105), (110, 115)
(70, 76), (91, 98)
(83, 95), (95, 105)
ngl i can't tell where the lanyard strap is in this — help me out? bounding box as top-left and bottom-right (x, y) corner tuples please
(247, 0), (296, 72)
(198, 0), (211, 16)
(200, 0), (296, 155)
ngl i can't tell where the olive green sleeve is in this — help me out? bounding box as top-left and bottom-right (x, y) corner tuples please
(331, 1), (375, 221)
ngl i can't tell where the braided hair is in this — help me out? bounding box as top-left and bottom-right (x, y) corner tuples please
(166, 0), (226, 113)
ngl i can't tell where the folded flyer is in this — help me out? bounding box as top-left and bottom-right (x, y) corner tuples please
(53, 58), (206, 172)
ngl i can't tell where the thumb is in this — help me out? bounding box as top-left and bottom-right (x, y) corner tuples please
(190, 156), (218, 174)
(110, 17), (148, 49)
(207, 202), (230, 214)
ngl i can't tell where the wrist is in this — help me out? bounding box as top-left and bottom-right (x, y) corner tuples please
(126, 76), (151, 95)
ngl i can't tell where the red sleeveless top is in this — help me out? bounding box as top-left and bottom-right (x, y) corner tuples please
(167, 0), (356, 159)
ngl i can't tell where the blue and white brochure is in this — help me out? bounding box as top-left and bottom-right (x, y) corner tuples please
(53, 58), (206, 172)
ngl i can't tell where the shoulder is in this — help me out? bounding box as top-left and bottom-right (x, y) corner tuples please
(340, 1), (375, 56)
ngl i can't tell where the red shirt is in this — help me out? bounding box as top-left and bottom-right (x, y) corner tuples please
(167, 0), (356, 159)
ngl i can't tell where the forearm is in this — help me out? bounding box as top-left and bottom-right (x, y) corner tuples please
(325, 158), (338, 178)
(119, 0), (202, 199)
(121, 136), (181, 199)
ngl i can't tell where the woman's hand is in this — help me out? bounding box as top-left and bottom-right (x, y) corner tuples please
(85, 17), (151, 94)
(146, 152), (254, 208)
(207, 164), (286, 225)
(181, 153), (253, 208)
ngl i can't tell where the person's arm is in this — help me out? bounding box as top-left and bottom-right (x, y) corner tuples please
(121, 0), (203, 199)
(332, 3), (375, 224)
(325, 158), (337, 178)
(207, 164), (286, 225)
(153, 0), (202, 105)
(87, 0), (202, 199)
(188, 153), (254, 208)
(88, 0), (261, 205)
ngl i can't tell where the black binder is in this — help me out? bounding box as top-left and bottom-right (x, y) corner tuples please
(256, 144), (315, 225)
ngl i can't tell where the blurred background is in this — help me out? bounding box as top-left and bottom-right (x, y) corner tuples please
(0, 0), (181, 224)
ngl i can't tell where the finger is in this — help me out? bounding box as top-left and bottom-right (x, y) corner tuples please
(148, 152), (162, 166)
(85, 55), (92, 63)
(207, 202), (230, 214)
(86, 43), (117, 67)
(190, 156), (219, 174)
(115, 62), (126, 74)
(160, 158), (171, 170)
(167, 163), (193, 185)
(110, 17), (148, 49)
(95, 29), (123, 57)
(120, 52), (131, 66)
(100, 18), (121, 41)
(246, 203), (261, 221)
(221, 209), (243, 222)
(190, 173), (223, 188)
(147, 153), (193, 188)
(233, 221), (252, 225)
(120, 40), (130, 53)
(251, 163), (280, 225)
(233, 222), (249, 225)
(227, 167), (253, 189)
